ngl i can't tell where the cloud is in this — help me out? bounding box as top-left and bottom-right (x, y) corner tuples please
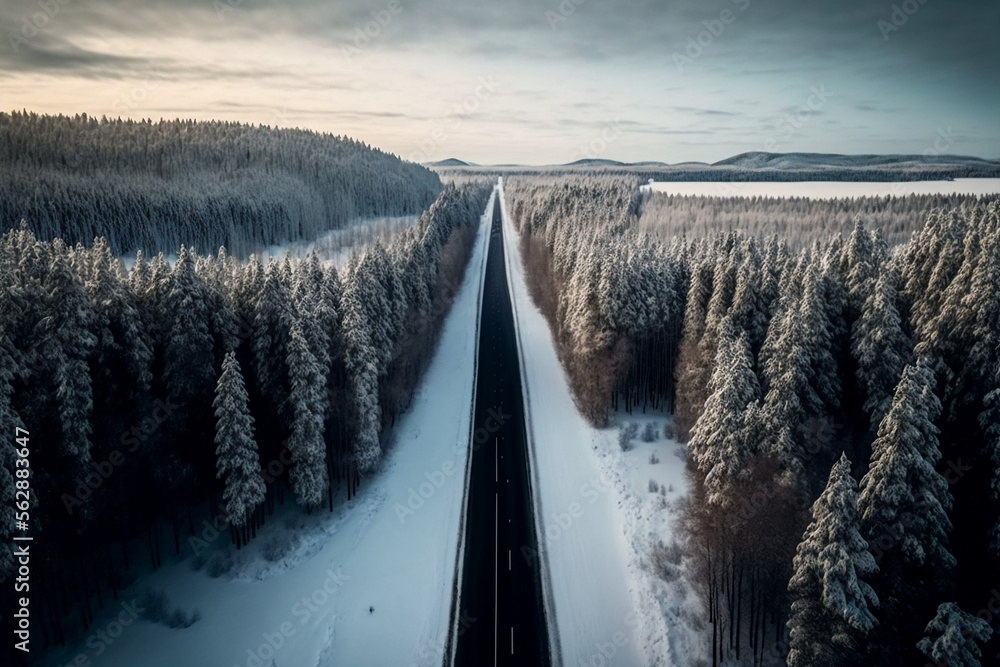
(0, 0), (996, 162)
(671, 107), (740, 117)
(0, 33), (153, 76)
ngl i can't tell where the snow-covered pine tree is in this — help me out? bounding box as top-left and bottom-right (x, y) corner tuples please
(902, 209), (966, 350)
(787, 454), (878, 667)
(798, 261), (841, 417)
(757, 301), (812, 485)
(965, 204), (1000, 394)
(562, 243), (610, 355)
(235, 255), (264, 336)
(933, 202), (1000, 415)
(759, 251), (806, 396)
(729, 247), (769, 358)
(851, 268), (912, 429)
(252, 257), (296, 425)
(213, 352), (265, 527)
(340, 279), (382, 473)
(351, 248), (394, 376)
(916, 603), (992, 667)
(292, 253), (337, 420)
(675, 257), (715, 439)
(841, 219), (887, 317)
(371, 242), (407, 357)
(198, 248), (241, 356)
(87, 237), (154, 392)
(41, 244), (97, 465)
(982, 368), (1000, 555)
(162, 245), (215, 404)
(687, 317), (759, 505)
(700, 247), (740, 375)
(285, 319), (329, 507)
(858, 361), (956, 585)
(760, 234), (789, 318)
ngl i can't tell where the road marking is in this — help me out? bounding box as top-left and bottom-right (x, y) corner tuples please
(509, 549), (511, 571)
(494, 492), (498, 667)
(511, 626), (514, 654)
(495, 438), (497, 483)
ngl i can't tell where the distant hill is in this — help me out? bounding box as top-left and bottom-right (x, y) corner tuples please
(563, 158), (627, 167)
(432, 151), (1000, 182)
(0, 112), (443, 256)
(714, 151), (1000, 171)
(428, 158), (473, 167)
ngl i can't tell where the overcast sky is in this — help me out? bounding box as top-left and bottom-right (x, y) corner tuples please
(2, 0), (997, 164)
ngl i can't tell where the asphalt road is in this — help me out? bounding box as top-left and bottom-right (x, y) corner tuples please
(453, 195), (551, 666)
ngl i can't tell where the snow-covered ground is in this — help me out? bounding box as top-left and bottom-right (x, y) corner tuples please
(498, 182), (704, 667)
(257, 215), (420, 268)
(41, 195), (494, 667)
(119, 214), (419, 271)
(643, 177), (1000, 199)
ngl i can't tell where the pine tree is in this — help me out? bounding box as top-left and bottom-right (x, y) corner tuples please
(162, 246), (215, 403)
(852, 269), (912, 429)
(42, 245), (97, 464)
(903, 209), (966, 352)
(285, 321), (329, 506)
(916, 603), (992, 667)
(758, 304), (811, 485)
(687, 318), (759, 505)
(965, 205), (1000, 391)
(675, 258), (714, 439)
(252, 257), (296, 423)
(87, 238), (153, 392)
(798, 261), (841, 416)
(213, 352), (265, 526)
(858, 362), (955, 593)
(982, 370), (1000, 555)
(729, 250), (769, 358)
(787, 454), (878, 667)
(842, 219), (887, 317)
(340, 281), (382, 473)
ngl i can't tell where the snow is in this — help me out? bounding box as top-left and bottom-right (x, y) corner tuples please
(43, 181), (708, 667)
(642, 178), (1000, 199)
(119, 215), (419, 271)
(257, 215), (420, 268)
(498, 181), (704, 666)
(41, 194), (494, 667)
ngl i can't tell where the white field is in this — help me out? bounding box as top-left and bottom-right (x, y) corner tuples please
(643, 178), (1000, 199)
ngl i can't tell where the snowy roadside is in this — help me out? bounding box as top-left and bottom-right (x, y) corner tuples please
(593, 416), (708, 667)
(41, 193), (495, 667)
(498, 182), (704, 667)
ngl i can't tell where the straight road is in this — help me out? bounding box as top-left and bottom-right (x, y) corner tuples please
(453, 192), (551, 666)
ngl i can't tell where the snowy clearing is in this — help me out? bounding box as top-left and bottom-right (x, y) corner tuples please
(257, 215), (421, 268)
(642, 178), (1000, 199)
(499, 183), (703, 666)
(41, 194), (494, 667)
